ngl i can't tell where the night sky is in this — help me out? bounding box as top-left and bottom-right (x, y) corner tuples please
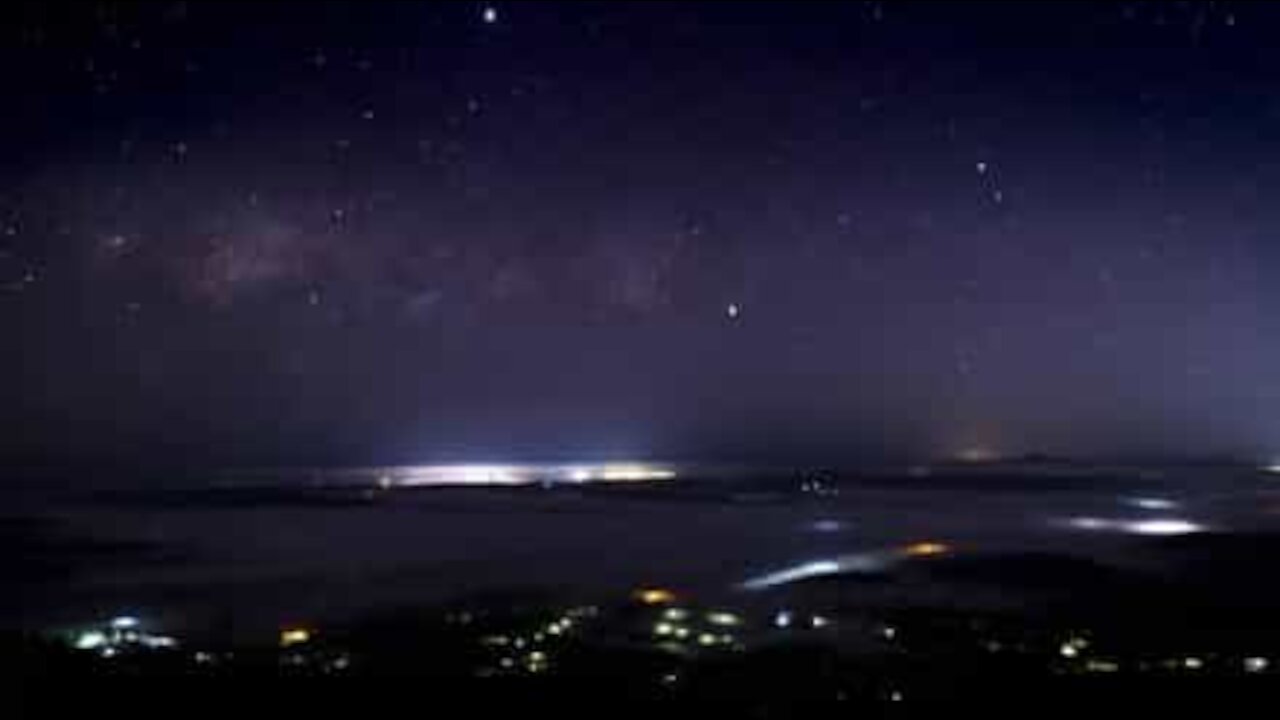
(3, 1), (1277, 467)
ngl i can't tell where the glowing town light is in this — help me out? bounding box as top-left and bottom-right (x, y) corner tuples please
(882, 625), (897, 640)
(903, 541), (950, 557)
(398, 464), (529, 486)
(142, 635), (177, 649)
(598, 465), (676, 482)
(697, 633), (718, 647)
(811, 615), (831, 629)
(726, 303), (741, 320)
(110, 616), (139, 629)
(774, 611), (793, 629)
(1245, 657), (1269, 673)
(1183, 656), (1204, 670)
(673, 626), (691, 640)
(279, 628), (312, 647)
(1123, 519), (1204, 536)
(1068, 516), (1112, 530)
(636, 588), (676, 605)
(706, 611), (741, 627)
(811, 519), (845, 533)
(481, 6), (498, 24)
(568, 468), (592, 482)
(1265, 464), (1280, 474)
(74, 631), (108, 650)
(653, 622), (675, 636)
(1127, 497), (1177, 510)
(459, 465), (520, 484)
(663, 608), (689, 621)
(1060, 643), (1079, 658)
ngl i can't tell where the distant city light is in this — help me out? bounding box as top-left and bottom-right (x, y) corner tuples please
(810, 519), (845, 533)
(74, 631), (108, 650)
(663, 607), (689, 621)
(1245, 656), (1269, 673)
(280, 628), (312, 647)
(380, 462), (677, 487)
(598, 465), (676, 482)
(1060, 643), (1079, 658)
(1066, 516), (1205, 536)
(726, 302), (741, 320)
(697, 633), (718, 647)
(811, 615), (831, 629)
(653, 622), (675, 636)
(774, 611), (793, 629)
(636, 588), (677, 605)
(142, 635), (177, 649)
(706, 611), (740, 627)
(1183, 656), (1204, 670)
(1123, 519), (1204, 536)
(482, 6), (498, 24)
(1068, 516), (1111, 530)
(1126, 497), (1177, 510)
(110, 616), (139, 629)
(903, 541), (950, 557)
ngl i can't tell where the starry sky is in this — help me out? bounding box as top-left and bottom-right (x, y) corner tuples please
(3, 1), (1278, 468)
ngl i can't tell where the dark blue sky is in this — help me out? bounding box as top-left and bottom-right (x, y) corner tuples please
(3, 1), (1278, 467)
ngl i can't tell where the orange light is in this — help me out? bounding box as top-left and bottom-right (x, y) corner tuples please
(280, 627), (312, 647)
(904, 541), (949, 557)
(635, 588), (677, 605)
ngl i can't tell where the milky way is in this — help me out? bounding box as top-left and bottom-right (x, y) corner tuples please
(2, 2), (1278, 466)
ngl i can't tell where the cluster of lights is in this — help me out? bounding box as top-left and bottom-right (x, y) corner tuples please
(390, 463), (677, 487)
(652, 609), (735, 650)
(71, 616), (177, 657)
(482, 607), (596, 677)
